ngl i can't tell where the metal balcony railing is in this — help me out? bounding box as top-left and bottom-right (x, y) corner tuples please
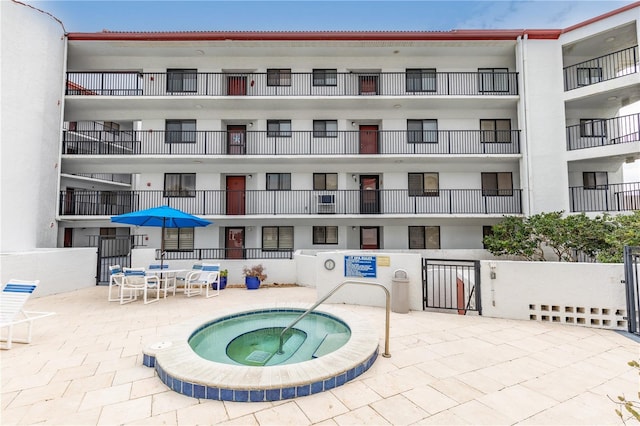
(65, 71), (519, 97)
(569, 182), (640, 212)
(62, 129), (521, 155)
(563, 45), (638, 91)
(71, 173), (132, 184)
(566, 113), (640, 151)
(59, 188), (523, 216)
(157, 248), (294, 261)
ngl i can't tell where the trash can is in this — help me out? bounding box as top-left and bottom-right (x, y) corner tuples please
(391, 269), (410, 314)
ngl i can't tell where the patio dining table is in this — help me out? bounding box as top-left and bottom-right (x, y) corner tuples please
(147, 269), (187, 298)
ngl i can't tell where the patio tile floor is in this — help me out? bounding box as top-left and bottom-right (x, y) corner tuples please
(1, 285), (638, 425)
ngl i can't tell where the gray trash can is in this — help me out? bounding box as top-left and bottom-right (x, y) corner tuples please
(391, 269), (410, 314)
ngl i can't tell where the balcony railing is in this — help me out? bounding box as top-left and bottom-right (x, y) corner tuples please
(65, 71), (519, 97)
(71, 173), (132, 184)
(59, 189), (523, 216)
(563, 45), (638, 91)
(62, 130), (521, 155)
(566, 113), (640, 151)
(157, 248), (294, 261)
(569, 182), (640, 212)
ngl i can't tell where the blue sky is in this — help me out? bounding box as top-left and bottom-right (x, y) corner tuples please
(30, 1), (634, 33)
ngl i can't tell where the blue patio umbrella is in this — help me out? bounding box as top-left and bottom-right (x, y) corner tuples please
(111, 205), (212, 267)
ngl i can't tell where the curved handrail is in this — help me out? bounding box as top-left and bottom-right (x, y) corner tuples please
(277, 280), (391, 358)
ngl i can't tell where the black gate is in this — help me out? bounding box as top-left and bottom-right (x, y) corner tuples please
(624, 246), (640, 335)
(422, 258), (481, 314)
(96, 235), (134, 285)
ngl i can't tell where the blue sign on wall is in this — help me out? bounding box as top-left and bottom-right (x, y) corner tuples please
(344, 255), (377, 278)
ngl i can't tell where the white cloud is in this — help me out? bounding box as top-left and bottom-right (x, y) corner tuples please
(452, 1), (634, 30)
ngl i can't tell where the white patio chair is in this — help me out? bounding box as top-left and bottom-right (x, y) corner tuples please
(148, 264), (176, 298)
(0, 280), (55, 350)
(108, 265), (125, 302)
(175, 263), (202, 293)
(184, 263), (220, 298)
(121, 267), (161, 305)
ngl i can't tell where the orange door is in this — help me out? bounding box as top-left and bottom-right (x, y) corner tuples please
(359, 125), (379, 154)
(225, 227), (245, 259)
(360, 226), (379, 249)
(226, 176), (246, 215)
(360, 175), (380, 214)
(63, 228), (73, 247)
(359, 75), (378, 95)
(227, 76), (247, 95)
(227, 125), (246, 154)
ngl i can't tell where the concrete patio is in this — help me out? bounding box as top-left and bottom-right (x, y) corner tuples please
(1, 285), (638, 425)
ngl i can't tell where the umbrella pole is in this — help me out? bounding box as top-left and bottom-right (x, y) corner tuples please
(160, 218), (165, 269)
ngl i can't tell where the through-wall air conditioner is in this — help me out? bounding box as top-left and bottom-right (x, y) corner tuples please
(317, 194), (336, 214)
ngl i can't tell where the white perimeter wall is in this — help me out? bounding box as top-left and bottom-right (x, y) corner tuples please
(1, 247), (627, 331)
(480, 260), (626, 328)
(1, 1), (66, 251)
(1, 248), (96, 297)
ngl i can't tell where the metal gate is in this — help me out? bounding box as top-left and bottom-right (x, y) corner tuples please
(422, 258), (481, 314)
(96, 235), (134, 285)
(624, 246), (640, 335)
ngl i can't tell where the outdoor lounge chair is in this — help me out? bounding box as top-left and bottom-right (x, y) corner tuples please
(184, 263), (220, 298)
(121, 267), (161, 305)
(0, 280), (55, 350)
(108, 265), (125, 302)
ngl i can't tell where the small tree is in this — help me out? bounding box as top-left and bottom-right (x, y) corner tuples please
(484, 211), (615, 262)
(598, 211), (640, 263)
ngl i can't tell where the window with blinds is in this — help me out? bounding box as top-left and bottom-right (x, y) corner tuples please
(262, 226), (294, 250)
(163, 228), (194, 251)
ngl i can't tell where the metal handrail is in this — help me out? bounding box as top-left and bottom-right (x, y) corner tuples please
(277, 280), (391, 358)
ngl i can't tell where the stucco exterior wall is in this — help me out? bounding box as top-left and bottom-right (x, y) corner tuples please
(1, 1), (66, 251)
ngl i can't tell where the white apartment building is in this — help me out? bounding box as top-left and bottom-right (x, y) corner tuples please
(2, 1), (639, 270)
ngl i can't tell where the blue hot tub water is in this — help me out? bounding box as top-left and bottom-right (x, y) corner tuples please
(189, 309), (351, 366)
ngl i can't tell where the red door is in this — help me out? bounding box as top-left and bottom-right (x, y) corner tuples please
(226, 176), (246, 215)
(360, 226), (380, 249)
(359, 75), (378, 95)
(360, 175), (380, 214)
(225, 227), (245, 259)
(63, 228), (73, 247)
(227, 125), (246, 154)
(359, 125), (379, 154)
(227, 76), (247, 95)
(64, 188), (75, 214)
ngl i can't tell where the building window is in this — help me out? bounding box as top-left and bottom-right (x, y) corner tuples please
(267, 69), (292, 86)
(408, 173), (439, 196)
(478, 68), (509, 93)
(481, 172), (513, 196)
(406, 68), (437, 92)
(167, 69), (197, 93)
(313, 120), (338, 137)
(579, 119), (606, 137)
(165, 120), (196, 143)
(103, 121), (120, 135)
(407, 119), (438, 143)
(409, 226), (440, 249)
(482, 225), (494, 249)
(577, 67), (602, 86)
(164, 228), (194, 251)
(583, 172), (608, 189)
(262, 226), (294, 250)
(267, 120), (292, 137)
(313, 173), (338, 190)
(313, 69), (337, 86)
(266, 173), (291, 190)
(164, 173), (196, 197)
(480, 119), (512, 143)
(313, 226), (338, 244)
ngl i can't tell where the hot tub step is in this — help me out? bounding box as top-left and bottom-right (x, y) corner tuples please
(312, 333), (349, 358)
